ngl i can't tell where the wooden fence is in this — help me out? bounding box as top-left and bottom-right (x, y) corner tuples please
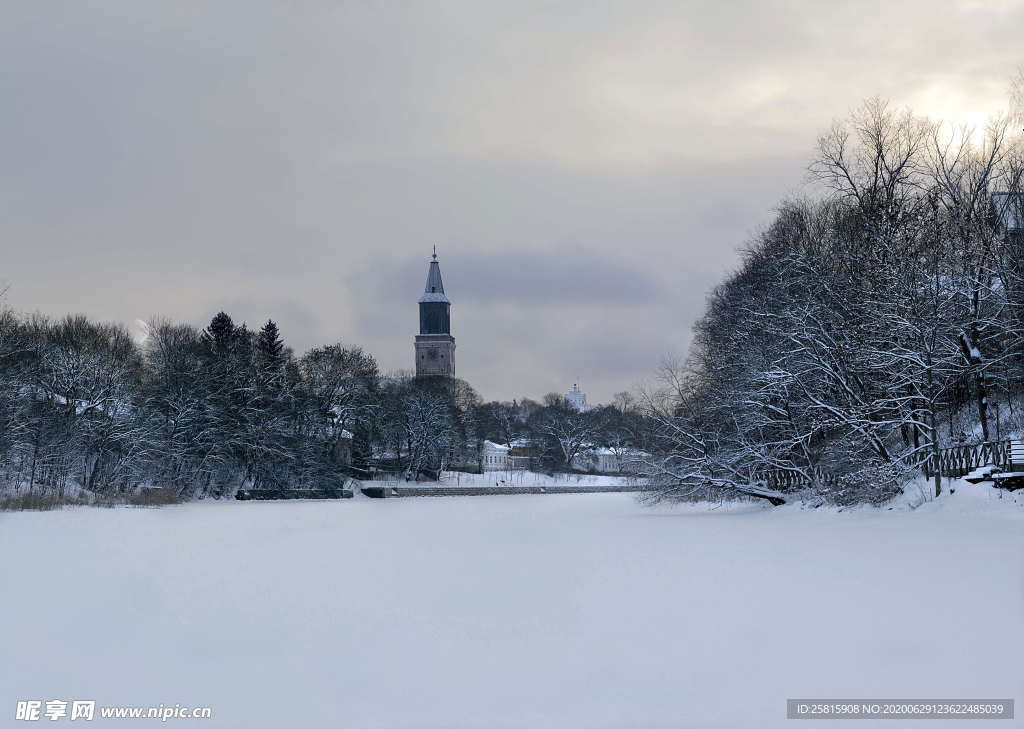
(923, 440), (1011, 478)
(760, 467), (840, 491)
(759, 440), (1015, 489)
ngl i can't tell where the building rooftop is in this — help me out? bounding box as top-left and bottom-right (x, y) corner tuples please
(419, 253), (450, 304)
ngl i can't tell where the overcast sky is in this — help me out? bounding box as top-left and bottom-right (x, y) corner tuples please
(2, 1), (1020, 402)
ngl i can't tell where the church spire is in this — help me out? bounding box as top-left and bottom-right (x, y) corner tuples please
(414, 248), (455, 376)
(420, 249), (448, 303)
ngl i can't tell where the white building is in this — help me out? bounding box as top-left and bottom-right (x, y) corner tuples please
(565, 383), (595, 412)
(481, 440), (512, 471)
(571, 447), (651, 474)
(571, 447), (619, 472)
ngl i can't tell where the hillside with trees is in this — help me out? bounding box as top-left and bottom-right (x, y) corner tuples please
(638, 99), (1024, 505)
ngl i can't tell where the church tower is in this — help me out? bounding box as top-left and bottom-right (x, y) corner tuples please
(414, 250), (455, 377)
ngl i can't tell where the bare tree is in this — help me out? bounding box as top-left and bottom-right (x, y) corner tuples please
(534, 402), (604, 470)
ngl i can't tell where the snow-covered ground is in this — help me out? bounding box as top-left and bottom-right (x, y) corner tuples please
(1, 484), (1022, 728)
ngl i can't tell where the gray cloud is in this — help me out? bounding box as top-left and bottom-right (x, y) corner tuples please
(386, 251), (671, 307)
(2, 0), (1021, 402)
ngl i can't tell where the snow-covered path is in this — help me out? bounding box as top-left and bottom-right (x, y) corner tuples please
(1, 488), (1022, 728)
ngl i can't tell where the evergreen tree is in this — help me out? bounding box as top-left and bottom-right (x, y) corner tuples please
(256, 320), (285, 371)
(205, 311), (236, 353)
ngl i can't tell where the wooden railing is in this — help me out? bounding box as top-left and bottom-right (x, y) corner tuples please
(923, 440), (1011, 478)
(758, 467), (839, 491)
(758, 440), (1015, 489)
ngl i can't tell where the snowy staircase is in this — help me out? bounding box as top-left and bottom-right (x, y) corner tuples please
(964, 464), (1000, 484)
(963, 440), (1024, 490)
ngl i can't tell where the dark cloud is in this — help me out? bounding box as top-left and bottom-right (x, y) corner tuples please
(2, 0), (1021, 402)
(388, 251), (670, 306)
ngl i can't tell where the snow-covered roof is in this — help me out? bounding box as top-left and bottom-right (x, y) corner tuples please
(418, 257), (450, 304)
(483, 440), (510, 452)
(575, 446), (651, 458)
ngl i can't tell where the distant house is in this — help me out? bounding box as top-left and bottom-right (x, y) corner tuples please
(508, 439), (534, 470)
(573, 446), (610, 468)
(571, 447), (617, 473)
(481, 440), (512, 471)
(616, 449), (651, 474)
(571, 446), (650, 474)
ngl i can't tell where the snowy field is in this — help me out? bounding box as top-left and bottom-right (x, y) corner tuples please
(2, 485), (1023, 728)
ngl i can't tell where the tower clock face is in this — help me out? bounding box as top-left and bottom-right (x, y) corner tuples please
(427, 348), (439, 361)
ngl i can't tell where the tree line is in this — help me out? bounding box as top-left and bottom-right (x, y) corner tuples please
(0, 308), (648, 505)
